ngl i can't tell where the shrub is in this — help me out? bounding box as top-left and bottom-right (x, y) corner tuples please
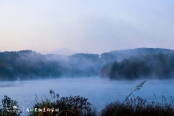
(0, 95), (21, 116)
(28, 90), (97, 116)
(101, 96), (174, 116)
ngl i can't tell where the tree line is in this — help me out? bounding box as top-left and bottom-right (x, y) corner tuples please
(0, 50), (103, 80)
(101, 53), (174, 79)
(1, 48), (174, 80)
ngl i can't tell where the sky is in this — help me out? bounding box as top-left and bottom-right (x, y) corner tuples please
(0, 0), (174, 54)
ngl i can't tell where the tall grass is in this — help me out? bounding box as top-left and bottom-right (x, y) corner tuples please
(101, 80), (174, 116)
(101, 96), (174, 116)
(113, 80), (146, 116)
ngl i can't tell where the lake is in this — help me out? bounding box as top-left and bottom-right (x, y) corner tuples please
(0, 77), (174, 115)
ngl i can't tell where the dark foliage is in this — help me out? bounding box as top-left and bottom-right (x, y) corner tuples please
(101, 53), (174, 79)
(0, 50), (102, 80)
(101, 96), (174, 116)
(2, 92), (174, 116)
(28, 90), (97, 116)
(0, 96), (21, 116)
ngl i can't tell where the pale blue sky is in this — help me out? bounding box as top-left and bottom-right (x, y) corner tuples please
(0, 0), (174, 54)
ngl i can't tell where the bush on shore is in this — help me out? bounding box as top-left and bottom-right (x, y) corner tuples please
(101, 96), (174, 116)
(0, 95), (21, 116)
(28, 90), (97, 116)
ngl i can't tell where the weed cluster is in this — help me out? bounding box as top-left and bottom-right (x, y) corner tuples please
(101, 96), (174, 116)
(0, 95), (21, 116)
(28, 90), (97, 116)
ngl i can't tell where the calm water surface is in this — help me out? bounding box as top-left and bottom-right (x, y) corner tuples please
(0, 77), (174, 115)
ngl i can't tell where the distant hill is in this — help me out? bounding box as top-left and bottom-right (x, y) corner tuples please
(100, 48), (174, 80)
(101, 48), (174, 61)
(0, 50), (102, 80)
(0, 48), (174, 80)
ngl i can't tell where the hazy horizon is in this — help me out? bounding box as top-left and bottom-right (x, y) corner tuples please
(0, 0), (174, 54)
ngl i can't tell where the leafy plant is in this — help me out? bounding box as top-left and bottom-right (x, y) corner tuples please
(0, 95), (21, 116)
(28, 90), (97, 116)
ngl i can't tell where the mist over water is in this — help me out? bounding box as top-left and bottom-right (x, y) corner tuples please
(0, 77), (174, 116)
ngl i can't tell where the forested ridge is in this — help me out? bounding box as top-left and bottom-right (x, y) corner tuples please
(101, 53), (174, 79)
(0, 48), (174, 80)
(0, 50), (102, 80)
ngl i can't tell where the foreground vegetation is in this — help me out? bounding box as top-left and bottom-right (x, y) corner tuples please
(101, 96), (174, 116)
(0, 96), (21, 116)
(28, 90), (97, 116)
(1, 94), (174, 115)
